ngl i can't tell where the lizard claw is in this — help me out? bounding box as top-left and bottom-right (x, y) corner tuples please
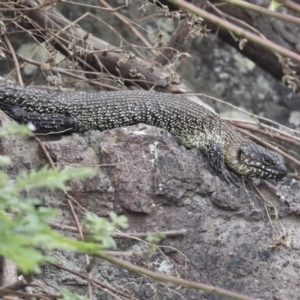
(222, 168), (240, 187)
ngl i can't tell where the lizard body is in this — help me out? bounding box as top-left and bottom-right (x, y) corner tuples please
(0, 81), (287, 183)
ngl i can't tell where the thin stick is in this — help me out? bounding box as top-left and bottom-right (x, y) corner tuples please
(50, 262), (138, 300)
(236, 127), (300, 167)
(219, 0), (300, 26)
(227, 121), (300, 146)
(99, 0), (158, 56)
(33, 135), (93, 299)
(3, 35), (23, 86)
(99, 254), (257, 300)
(168, 0), (300, 63)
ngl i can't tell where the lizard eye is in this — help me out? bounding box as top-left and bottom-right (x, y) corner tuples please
(262, 156), (273, 166)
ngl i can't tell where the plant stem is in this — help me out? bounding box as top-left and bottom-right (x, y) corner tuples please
(220, 0), (300, 26)
(168, 0), (300, 63)
(99, 253), (257, 300)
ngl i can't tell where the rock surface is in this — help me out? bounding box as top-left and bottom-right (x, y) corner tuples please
(0, 1), (299, 298)
(1, 112), (300, 300)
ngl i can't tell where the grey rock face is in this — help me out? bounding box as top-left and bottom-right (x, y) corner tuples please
(1, 112), (299, 300)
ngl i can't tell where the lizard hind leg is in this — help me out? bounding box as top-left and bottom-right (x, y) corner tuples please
(26, 113), (76, 133)
(205, 140), (240, 186)
(0, 102), (27, 122)
(0, 103), (76, 133)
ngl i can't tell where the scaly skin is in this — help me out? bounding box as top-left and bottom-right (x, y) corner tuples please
(0, 81), (287, 183)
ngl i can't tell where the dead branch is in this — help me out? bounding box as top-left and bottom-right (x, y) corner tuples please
(11, 0), (186, 92)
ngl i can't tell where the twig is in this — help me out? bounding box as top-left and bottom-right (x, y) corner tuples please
(0, 48), (121, 91)
(0, 288), (57, 299)
(0, 0), (58, 12)
(3, 35), (23, 86)
(12, 47), (120, 90)
(55, 162), (146, 172)
(195, 93), (300, 136)
(15, 1), (175, 90)
(168, 0), (300, 63)
(235, 127), (300, 167)
(276, 0), (300, 14)
(98, 0), (158, 56)
(99, 253), (257, 300)
(33, 135), (93, 299)
(48, 221), (186, 239)
(227, 120), (300, 146)
(1, 279), (30, 293)
(50, 262), (138, 300)
(219, 0), (300, 26)
(113, 229), (186, 239)
(224, 118), (300, 143)
(156, 19), (189, 65)
(253, 185), (287, 246)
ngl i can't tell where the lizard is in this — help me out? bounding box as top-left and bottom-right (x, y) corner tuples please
(0, 80), (287, 184)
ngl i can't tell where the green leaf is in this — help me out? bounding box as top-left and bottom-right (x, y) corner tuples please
(269, 0), (282, 10)
(109, 211), (128, 228)
(83, 213), (128, 249)
(15, 166), (95, 192)
(147, 232), (165, 244)
(0, 232), (54, 273)
(0, 127), (128, 275)
(0, 155), (11, 166)
(60, 290), (89, 300)
(0, 123), (33, 137)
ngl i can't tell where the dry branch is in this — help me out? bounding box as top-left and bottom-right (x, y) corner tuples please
(13, 0), (187, 92)
(153, 0), (300, 87)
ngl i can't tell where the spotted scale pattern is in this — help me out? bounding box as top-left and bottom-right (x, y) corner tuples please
(0, 81), (287, 181)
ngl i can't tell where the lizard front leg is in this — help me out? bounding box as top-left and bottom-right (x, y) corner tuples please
(205, 140), (239, 186)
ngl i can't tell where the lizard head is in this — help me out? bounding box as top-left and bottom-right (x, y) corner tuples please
(236, 141), (287, 179)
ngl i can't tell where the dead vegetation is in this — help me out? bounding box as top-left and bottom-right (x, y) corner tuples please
(0, 1), (300, 299)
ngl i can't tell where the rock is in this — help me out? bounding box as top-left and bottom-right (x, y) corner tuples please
(1, 112), (300, 299)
